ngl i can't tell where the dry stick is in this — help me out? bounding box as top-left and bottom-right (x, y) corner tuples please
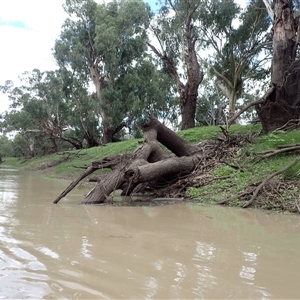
(53, 166), (97, 204)
(217, 191), (252, 205)
(277, 143), (300, 149)
(226, 84), (275, 128)
(242, 156), (300, 208)
(258, 145), (300, 160)
(295, 198), (300, 213)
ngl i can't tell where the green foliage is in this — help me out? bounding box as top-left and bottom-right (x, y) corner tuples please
(0, 135), (13, 157)
(0, 68), (102, 155)
(200, 0), (271, 116)
(54, 0), (174, 142)
(213, 165), (234, 177)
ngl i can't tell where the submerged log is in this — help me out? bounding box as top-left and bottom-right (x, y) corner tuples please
(53, 117), (200, 204)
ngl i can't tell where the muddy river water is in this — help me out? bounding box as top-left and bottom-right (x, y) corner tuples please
(0, 166), (300, 299)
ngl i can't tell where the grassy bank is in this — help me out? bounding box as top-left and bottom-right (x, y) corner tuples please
(4, 124), (300, 212)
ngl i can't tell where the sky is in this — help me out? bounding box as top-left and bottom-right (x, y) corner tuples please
(0, 0), (246, 114)
(0, 0), (68, 112)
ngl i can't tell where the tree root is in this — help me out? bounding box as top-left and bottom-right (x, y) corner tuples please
(274, 119), (300, 131)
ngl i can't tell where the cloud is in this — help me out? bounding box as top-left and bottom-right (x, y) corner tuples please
(0, 0), (67, 112)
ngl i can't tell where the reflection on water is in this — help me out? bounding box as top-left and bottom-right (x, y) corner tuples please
(0, 165), (300, 299)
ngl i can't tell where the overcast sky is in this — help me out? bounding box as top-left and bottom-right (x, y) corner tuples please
(0, 0), (246, 113)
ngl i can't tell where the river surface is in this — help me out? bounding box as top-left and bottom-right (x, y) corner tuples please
(0, 166), (300, 299)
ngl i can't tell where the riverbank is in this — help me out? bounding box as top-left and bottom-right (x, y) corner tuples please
(4, 124), (300, 213)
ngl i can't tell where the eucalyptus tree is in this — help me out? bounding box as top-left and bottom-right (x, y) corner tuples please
(147, 0), (204, 130)
(54, 0), (157, 144)
(0, 135), (13, 158)
(199, 0), (271, 120)
(196, 74), (227, 126)
(59, 69), (101, 148)
(0, 70), (70, 155)
(0, 68), (102, 155)
(258, 0), (300, 133)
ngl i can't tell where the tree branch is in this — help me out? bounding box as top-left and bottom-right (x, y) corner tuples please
(262, 0), (274, 22)
(226, 84), (275, 128)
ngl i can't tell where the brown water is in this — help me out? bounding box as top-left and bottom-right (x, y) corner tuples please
(0, 166), (300, 299)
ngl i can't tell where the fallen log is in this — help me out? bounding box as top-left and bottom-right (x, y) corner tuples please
(53, 117), (201, 204)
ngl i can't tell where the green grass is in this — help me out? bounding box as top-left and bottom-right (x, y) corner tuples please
(3, 139), (140, 178)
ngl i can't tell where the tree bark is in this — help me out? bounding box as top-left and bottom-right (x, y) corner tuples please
(89, 64), (114, 144)
(140, 117), (197, 156)
(257, 0), (300, 133)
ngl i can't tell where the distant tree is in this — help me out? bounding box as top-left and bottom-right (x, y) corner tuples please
(59, 69), (101, 148)
(0, 70), (67, 155)
(196, 75), (226, 126)
(200, 0), (271, 120)
(54, 0), (163, 144)
(0, 69), (96, 155)
(147, 0), (204, 130)
(0, 135), (13, 157)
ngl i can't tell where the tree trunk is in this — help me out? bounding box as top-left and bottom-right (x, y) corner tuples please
(140, 117), (197, 156)
(257, 0), (300, 133)
(181, 93), (197, 129)
(147, 3), (203, 131)
(228, 90), (237, 119)
(102, 127), (114, 145)
(89, 64), (114, 144)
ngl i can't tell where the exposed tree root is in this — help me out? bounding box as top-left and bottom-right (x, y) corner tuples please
(274, 119), (300, 131)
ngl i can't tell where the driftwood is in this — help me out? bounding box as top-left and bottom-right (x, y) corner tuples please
(53, 118), (201, 204)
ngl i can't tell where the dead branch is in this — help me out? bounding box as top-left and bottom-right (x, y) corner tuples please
(295, 198), (300, 213)
(53, 166), (97, 204)
(258, 145), (300, 160)
(243, 156), (300, 208)
(217, 190), (253, 205)
(277, 143), (300, 149)
(219, 159), (244, 172)
(226, 84), (275, 129)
